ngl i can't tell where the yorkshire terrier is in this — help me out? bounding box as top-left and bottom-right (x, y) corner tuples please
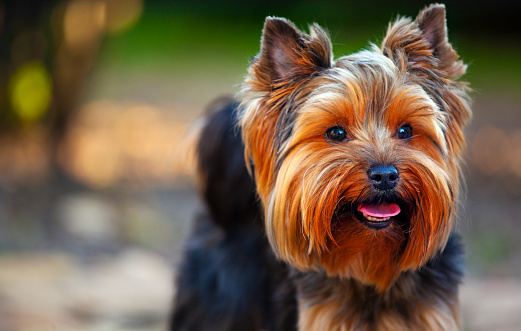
(171, 3), (471, 330)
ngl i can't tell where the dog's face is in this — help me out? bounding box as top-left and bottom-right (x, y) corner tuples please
(239, 4), (471, 290)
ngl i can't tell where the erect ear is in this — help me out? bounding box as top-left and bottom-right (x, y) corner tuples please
(382, 4), (466, 79)
(251, 17), (332, 87)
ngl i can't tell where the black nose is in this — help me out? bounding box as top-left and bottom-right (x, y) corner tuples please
(368, 165), (399, 190)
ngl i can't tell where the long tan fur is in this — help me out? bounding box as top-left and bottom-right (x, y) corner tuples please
(239, 4), (470, 329)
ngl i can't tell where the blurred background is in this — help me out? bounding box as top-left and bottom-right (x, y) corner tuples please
(0, 0), (519, 330)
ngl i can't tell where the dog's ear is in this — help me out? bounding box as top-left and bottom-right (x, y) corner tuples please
(251, 17), (332, 87)
(382, 4), (466, 79)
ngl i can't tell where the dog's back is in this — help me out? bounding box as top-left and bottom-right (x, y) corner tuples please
(170, 98), (297, 331)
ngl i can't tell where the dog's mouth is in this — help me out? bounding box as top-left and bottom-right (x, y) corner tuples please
(333, 200), (406, 230)
(356, 203), (401, 230)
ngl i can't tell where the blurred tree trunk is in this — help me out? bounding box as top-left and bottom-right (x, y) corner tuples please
(1, 0), (104, 179)
(0, 0), (105, 243)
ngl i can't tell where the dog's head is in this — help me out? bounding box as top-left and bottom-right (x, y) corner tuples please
(239, 4), (471, 290)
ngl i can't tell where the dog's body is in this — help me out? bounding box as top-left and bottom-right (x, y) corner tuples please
(170, 100), (297, 331)
(171, 4), (471, 330)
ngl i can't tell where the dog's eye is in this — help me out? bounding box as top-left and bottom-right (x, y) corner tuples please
(397, 124), (413, 140)
(325, 126), (347, 142)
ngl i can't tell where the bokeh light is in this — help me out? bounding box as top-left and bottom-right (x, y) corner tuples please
(63, 0), (106, 52)
(471, 125), (511, 175)
(58, 100), (189, 188)
(104, 0), (143, 35)
(8, 62), (53, 123)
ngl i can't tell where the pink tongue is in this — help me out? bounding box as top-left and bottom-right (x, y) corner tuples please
(358, 203), (401, 218)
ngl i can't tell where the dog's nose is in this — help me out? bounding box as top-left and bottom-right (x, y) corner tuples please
(368, 165), (399, 190)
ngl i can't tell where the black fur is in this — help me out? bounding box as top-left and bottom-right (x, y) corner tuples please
(170, 99), (297, 331)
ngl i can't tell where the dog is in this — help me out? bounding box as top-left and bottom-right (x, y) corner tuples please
(171, 4), (471, 330)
